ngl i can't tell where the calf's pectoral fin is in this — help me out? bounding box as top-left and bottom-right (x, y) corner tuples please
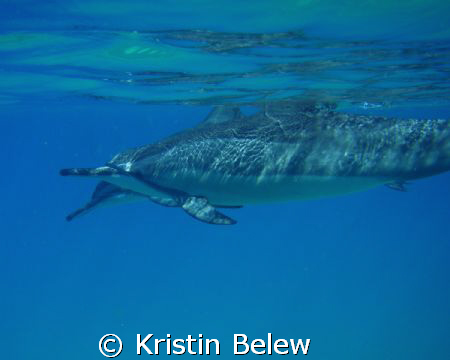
(181, 196), (237, 225)
(148, 195), (179, 207)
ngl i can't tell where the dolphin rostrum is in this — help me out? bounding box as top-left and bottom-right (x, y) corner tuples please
(61, 101), (450, 225)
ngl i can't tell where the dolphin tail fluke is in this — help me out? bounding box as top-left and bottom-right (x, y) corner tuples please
(182, 196), (236, 225)
(60, 166), (119, 177)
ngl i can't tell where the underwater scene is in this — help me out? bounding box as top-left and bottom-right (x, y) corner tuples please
(1, 1), (450, 359)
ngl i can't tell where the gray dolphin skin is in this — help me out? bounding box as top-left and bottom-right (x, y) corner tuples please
(61, 100), (450, 225)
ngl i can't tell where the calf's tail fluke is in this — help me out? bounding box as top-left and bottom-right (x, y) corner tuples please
(60, 166), (119, 177)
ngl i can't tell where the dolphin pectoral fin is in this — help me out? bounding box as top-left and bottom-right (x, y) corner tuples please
(181, 196), (237, 225)
(148, 196), (179, 207)
(386, 181), (410, 192)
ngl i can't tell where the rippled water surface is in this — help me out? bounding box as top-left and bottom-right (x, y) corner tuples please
(1, 0), (450, 108)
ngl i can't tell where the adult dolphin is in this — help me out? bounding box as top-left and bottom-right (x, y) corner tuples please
(61, 101), (450, 224)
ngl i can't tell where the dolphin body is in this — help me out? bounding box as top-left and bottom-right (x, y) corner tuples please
(61, 101), (450, 224)
(64, 181), (153, 221)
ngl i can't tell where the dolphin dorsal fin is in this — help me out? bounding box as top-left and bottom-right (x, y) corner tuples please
(201, 105), (242, 125)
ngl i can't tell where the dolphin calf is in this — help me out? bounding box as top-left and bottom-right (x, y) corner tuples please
(61, 100), (450, 224)
(65, 181), (150, 221)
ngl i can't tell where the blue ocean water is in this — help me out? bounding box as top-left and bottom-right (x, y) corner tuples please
(1, 1), (449, 359)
